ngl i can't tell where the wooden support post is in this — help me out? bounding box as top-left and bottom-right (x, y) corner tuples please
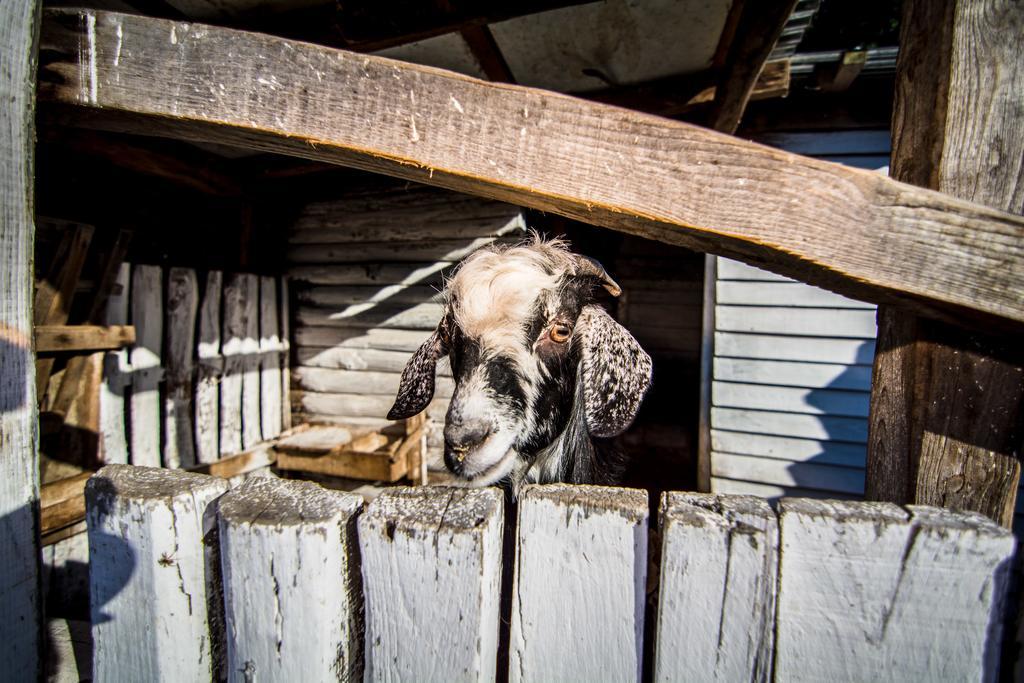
(99, 263), (130, 464)
(218, 477), (364, 682)
(654, 493), (777, 682)
(86, 465), (228, 680)
(258, 275), (282, 441)
(241, 274), (262, 450)
(1, 0), (42, 675)
(163, 267), (198, 468)
(509, 484), (648, 683)
(359, 487), (504, 683)
(775, 499), (1015, 682)
(129, 264), (163, 467)
(195, 270), (222, 464)
(220, 273), (245, 456)
(866, 0), (1024, 526)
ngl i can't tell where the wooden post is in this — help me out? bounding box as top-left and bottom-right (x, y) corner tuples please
(218, 477), (364, 682)
(258, 275), (282, 440)
(775, 498), (1015, 682)
(866, 0), (1024, 526)
(129, 264), (163, 467)
(86, 465), (228, 680)
(99, 263), (130, 464)
(509, 484), (648, 683)
(163, 267), (198, 468)
(220, 273), (245, 456)
(195, 270), (222, 464)
(241, 274), (262, 450)
(654, 493), (777, 682)
(359, 487), (504, 683)
(0, 0), (42, 675)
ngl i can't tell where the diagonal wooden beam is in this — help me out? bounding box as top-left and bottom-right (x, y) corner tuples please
(37, 9), (1024, 330)
(459, 24), (515, 83)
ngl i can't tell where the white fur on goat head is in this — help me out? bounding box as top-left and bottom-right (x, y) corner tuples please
(388, 235), (652, 489)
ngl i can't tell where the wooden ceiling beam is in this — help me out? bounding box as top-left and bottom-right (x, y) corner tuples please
(459, 24), (516, 83)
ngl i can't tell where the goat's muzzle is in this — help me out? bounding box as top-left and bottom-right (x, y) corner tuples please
(443, 418), (492, 475)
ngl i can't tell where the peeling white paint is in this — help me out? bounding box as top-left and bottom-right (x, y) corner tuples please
(450, 95), (464, 114)
(85, 14), (98, 104)
(170, 25), (177, 45)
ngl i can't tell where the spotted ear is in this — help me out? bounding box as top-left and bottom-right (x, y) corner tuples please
(575, 305), (652, 437)
(387, 327), (446, 420)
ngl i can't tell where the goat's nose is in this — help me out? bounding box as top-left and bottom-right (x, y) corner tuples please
(443, 418), (492, 473)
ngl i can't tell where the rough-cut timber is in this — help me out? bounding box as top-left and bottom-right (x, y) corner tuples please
(218, 477), (363, 682)
(37, 9), (1024, 328)
(195, 270), (222, 464)
(1, 0), (41, 675)
(359, 487), (503, 683)
(34, 324), (135, 352)
(163, 267), (198, 468)
(129, 264), (162, 467)
(655, 493), (777, 682)
(775, 498), (1015, 682)
(86, 465), (228, 681)
(510, 484), (648, 683)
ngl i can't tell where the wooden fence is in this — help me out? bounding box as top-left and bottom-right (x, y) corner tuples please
(101, 265), (289, 468)
(85, 465), (1016, 682)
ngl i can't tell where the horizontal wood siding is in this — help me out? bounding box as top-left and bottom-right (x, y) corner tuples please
(288, 182), (527, 463)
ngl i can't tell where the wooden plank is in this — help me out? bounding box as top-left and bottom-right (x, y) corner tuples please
(34, 324), (135, 353)
(37, 9), (1024, 328)
(289, 262), (454, 286)
(279, 276), (291, 432)
(296, 302), (442, 331)
(240, 274), (262, 450)
(287, 237), (513, 264)
(297, 284), (443, 307)
(129, 264), (162, 467)
(712, 407), (868, 444)
(716, 281), (875, 309)
(292, 367), (455, 399)
(716, 259), (795, 282)
(187, 444), (276, 479)
(712, 452), (865, 495)
(710, 478), (836, 500)
(866, 0), (1024, 526)
(713, 381), (870, 418)
(715, 357), (872, 390)
(295, 345), (453, 376)
(275, 448), (405, 481)
(711, 430), (867, 468)
(275, 426), (352, 454)
(163, 267), (198, 468)
(775, 499), (1016, 682)
(294, 391), (409, 419)
(714, 332), (876, 364)
(218, 477), (363, 682)
(220, 273), (245, 456)
(716, 306), (877, 339)
(99, 263), (130, 464)
(294, 326), (431, 352)
(87, 465), (228, 681)
(755, 129), (893, 156)
(359, 487), (503, 683)
(654, 493), (778, 682)
(510, 484), (647, 683)
(195, 270), (222, 464)
(259, 276), (282, 440)
(696, 254), (716, 492)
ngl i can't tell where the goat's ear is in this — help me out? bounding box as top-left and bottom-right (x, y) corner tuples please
(576, 305), (652, 438)
(387, 327), (445, 420)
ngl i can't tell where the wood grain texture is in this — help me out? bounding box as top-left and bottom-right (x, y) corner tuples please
(163, 267), (198, 468)
(99, 263), (130, 464)
(218, 477), (363, 682)
(279, 276), (291, 431)
(775, 499), (1015, 682)
(655, 493), (778, 682)
(510, 484), (648, 683)
(292, 367), (454, 398)
(34, 324), (135, 352)
(37, 9), (1024, 328)
(129, 264), (163, 467)
(296, 302), (442, 330)
(359, 487), (503, 683)
(195, 270), (222, 464)
(240, 274), (261, 450)
(258, 276), (282, 441)
(289, 262), (454, 286)
(87, 465), (228, 681)
(220, 273), (246, 455)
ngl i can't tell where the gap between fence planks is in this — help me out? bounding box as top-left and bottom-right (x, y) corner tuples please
(37, 8), (1024, 329)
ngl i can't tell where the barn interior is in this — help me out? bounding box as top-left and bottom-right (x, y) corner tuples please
(34, 0), (900, 643)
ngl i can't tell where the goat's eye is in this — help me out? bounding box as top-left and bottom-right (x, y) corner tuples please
(549, 324), (572, 343)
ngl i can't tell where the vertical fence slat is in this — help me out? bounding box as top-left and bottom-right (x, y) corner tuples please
(220, 273), (245, 456)
(241, 274), (262, 449)
(195, 270), (222, 464)
(509, 484), (648, 683)
(218, 477), (363, 682)
(86, 465), (227, 681)
(259, 275), (282, 440)
(654, 493), (778, 683)
(776, 498), (1016, 682)
(99, 263), (131, 464)
(163, 267), (198, 468)
(129, 264), (163, 466)
(360, 487), (504, 683)
(279, 276), (292, 431)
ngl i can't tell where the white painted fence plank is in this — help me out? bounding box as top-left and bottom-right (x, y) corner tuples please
(711, 407), (868, 443)
(776, 499), (1016, 682)
(711, 430), (866, 467)
(259, 276), (282, 440)
(220, 274), (246, 455)
(293, 392), (405, 418)
(292, 367), (455, 398)
(716, 306), (877, 338)
(294, 326), (431, 351)
(218, 477), (363, 682)
(710, 478), (836, 500)
(712, 381), (870, 417)
(279, 276), (291, 431)
(714, 332), (876, 364)
(716, 281), (875, 308)
(359, 487), (504, 683)
(296, 302), (443, 330)
(711, 452), (864, 495)
(510, 484), (648, 683)
(163, 267), (198, 468)
(99, 262), (130, 464)
(129, 264), (163, 466)
(714, 357), (872, 390)
(241, 274), (262, 449)
(717, 259), (795, 282)
(655, 493), (777, 683)
(87, 465), (228, 681)
(296, 345), (453, 376)
(195, 271), (222, 464)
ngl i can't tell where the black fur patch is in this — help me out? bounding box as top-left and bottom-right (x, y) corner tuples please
(387, 329), (444, 420)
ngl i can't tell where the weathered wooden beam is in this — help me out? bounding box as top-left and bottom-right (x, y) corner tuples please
(866, 0), (1024, 527)
(34, 324), (135, 353)
(1, 0), (42, 675)
(38, 9), (1024, 329)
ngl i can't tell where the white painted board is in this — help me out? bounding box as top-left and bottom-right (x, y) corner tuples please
(129, 264), (163, 467)
(714, 332), (876, 364)
(195, 271), (222, 464)
(240, 274), (261, 449)
(258, 276), (282, 440)
(712, 381), (870, 417)
(99, 262), (130, 464)
(163, 267), (198, 468)
(716, 306), (877, 339)
(220, 273), (245, 455)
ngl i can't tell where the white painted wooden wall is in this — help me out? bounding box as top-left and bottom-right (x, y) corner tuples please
(83, 470), (1017, 682)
